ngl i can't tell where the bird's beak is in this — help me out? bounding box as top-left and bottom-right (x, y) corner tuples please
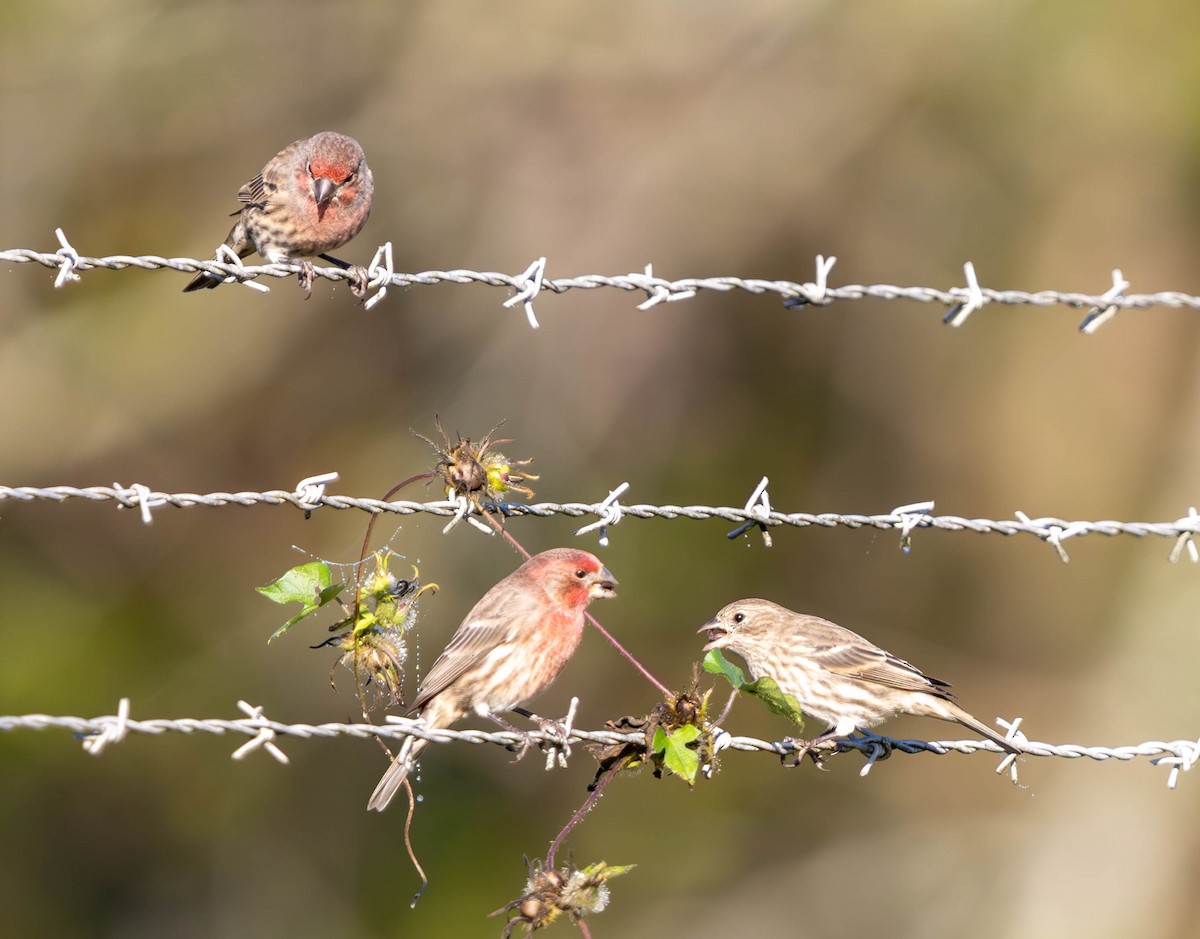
(589, 566), (618, 599)
(699, 618), (728, 652)
(313, 176), (336, 207)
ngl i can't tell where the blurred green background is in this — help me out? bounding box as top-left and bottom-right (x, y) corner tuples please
(2, 2), (1199, 937)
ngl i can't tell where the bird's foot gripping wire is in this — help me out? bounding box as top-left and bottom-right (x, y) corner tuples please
(781, 735), (828, 770)
(511, 699), (578, 769)
(347, 264), (370, 299)
(485, 711), (538, 761)
(780, 731), (856, 771)
(296, 260), (315, 296)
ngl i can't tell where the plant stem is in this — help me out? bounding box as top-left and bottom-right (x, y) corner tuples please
(546, 761), (621, 869)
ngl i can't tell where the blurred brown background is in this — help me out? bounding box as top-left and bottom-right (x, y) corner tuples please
(2, 2), (1199, 937)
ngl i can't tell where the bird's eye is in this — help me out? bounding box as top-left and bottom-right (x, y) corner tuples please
(733, 612), (745, 624)
(575, 569), (588, 579)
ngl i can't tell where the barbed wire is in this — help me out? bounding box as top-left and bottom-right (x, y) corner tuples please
(5, 232), (1199, 330)
(6, 240), (1198, 796)
(3, 699), (1195, 790)
(2, 478), (1197, 563)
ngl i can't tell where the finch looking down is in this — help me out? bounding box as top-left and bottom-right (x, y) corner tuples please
(701, 598), (1020, 758)
(184, 131), (373, 292)
(368, 548), (618, 812)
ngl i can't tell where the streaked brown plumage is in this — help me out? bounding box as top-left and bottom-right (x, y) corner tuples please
(367, 548), (618, 811)
(701, 598), (1019, 755)
(184, 131), (373, 291)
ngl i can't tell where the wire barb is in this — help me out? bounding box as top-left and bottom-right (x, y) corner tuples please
(543, 697), (579, 771)
(293, 472), (339, 513)
(806, 254), (837, 305)
(892, 500), (935, 552)
(727, 476), (773, 546)
(213, 243), (271, 293)
(574, 482), (630, 546)
(1078, 269), (1131, 333)
(229, 701), (290, 764)
(635, 263), (697, 310)
(439, 495), (494, 535)
(53, 228), (82, 288)
(1169, 506), (1199, 563)
(1014, 511), (1090, 562)
(362, 241), (395, 311)
(111, 482), (164, 524)
(943, 261), (985, 326)
(1154, 737), (1200, 790)
(993, 716), (1027, 782)
(503, 257), (547, 329)
(81, 697), (131, 755)
(783, 254), (837, 307)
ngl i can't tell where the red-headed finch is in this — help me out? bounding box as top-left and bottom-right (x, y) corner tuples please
(367, 548), (617, 811)
(184, 131), (373, 291)
(701, 598), (1020, 756)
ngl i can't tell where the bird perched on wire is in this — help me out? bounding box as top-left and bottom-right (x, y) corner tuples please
(368, 548), (618, 812)
(701, 598), (1020, 760)
(183, 131), (373, 292)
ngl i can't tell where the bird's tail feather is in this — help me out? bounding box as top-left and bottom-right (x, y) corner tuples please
(947, 703), (1021, 754)
(366, 734), (426, 811)
(182, 221), (253, 292)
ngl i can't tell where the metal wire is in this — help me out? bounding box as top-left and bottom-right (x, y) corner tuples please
(4, 239), (1197, 792)
(3, 700), (1195, 789)
(2, 481), (1197, 563)
(4, 234), (1198, 329)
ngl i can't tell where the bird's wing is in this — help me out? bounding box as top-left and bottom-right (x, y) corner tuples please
(809, 637), (951, 696)
(409, 581), (540, 711)
(236, 174), (269, 208)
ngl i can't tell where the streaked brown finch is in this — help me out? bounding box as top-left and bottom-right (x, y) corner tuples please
(702, 598), (1020, 758)
(184, 131), (372, 291)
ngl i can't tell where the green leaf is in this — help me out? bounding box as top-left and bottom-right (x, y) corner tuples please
(702, 648), (746, 688)
(257, 561), (334, 604)
(703, 649), (805, 729)
(653, 724), (702, 785)
(256, 562), (346, 642)
(319, 583), (347, 604)
(741, 675), (806, 728)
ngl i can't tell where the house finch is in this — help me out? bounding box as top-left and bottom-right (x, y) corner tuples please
(701, 598), (1020, 756)
(367, 548), (618, 811)
(183, 131), (373, 291)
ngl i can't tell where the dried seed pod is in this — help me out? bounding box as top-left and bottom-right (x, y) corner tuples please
(415, 417), (539, 505)
(493, 857), (632, 935)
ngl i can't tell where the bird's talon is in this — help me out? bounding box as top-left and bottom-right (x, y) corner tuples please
(507, 732), (538, 762)
(297, 261), (315, 296)
(781, 735), (809, 768)
(348, 264), (369, 299)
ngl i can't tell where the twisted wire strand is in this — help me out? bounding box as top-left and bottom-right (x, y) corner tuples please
(2, 705), (1195, 789)
(2, 484), (1197, 562)
(6, 244), (1200, 320)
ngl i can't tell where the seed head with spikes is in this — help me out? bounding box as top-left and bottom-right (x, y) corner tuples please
(415, 418), (538, 507)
